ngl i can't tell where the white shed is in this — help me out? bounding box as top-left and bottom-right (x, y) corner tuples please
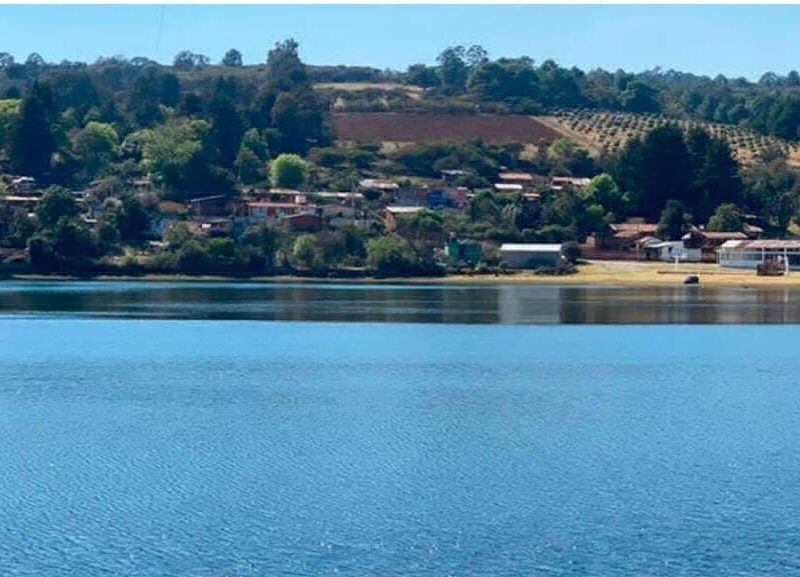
(648, 241), (702, 263)
(500, 243), (564, 269)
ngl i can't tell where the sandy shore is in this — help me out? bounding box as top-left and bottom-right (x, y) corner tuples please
(435, 261), (800, 289)
(4, 261), (800, 289)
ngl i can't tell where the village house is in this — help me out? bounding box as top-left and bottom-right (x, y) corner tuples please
(444, 236), (483, 267)
(596, 221), (659, 251)
(281, 212), (324, 233)
(128, 177), (156, 194)
(187, 195), (230, 218)
(196, 217), (233, 237)
(359, 179), (399, 199)
(498, 172), (534, 187)
(641, 238), (702, 263)
(246, 201), (317, 223)
(550, 176), (591, 191)
(264, 188), (307, 204)
(743, 223), (764, 239)
(440, 169), (470, 182)
(384, 206), (425, 232)
(683, 228), (749, 255)
(9, 176), (40, 194)
(0, 195), (41, 237)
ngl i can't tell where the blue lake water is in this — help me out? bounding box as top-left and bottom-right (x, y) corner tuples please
(2, 283), (800, 576)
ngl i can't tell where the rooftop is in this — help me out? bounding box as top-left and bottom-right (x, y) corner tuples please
(359, 179), (399, 190)
(500, 243), (563, 252)
(498, 172), (533, 182)
(385, 206), (425, 214)
(494, 183), (524, 192)
(721, 239), (800, 250)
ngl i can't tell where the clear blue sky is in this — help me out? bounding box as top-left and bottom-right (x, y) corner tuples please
(1, 4), (798, 80)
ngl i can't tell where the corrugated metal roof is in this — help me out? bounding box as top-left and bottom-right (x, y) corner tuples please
(720, 239), (800, 249)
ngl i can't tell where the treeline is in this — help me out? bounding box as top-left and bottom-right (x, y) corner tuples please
(0, 40), (331, 198)
(7, 43), (800, 149)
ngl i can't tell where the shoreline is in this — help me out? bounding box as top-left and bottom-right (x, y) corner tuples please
(4, 261), (800, 289)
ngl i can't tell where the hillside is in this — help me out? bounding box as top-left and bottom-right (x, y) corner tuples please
(330, 108), (800, 168)
(541, 110), (800, 168)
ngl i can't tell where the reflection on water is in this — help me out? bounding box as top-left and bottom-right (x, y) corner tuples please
(1, 281), (800, 323)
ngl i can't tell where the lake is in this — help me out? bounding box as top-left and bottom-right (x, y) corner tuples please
(2, 282), (800, 576)
(3, 280), (800, 323)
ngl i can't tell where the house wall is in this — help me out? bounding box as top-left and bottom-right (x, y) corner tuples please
(501, 250), (562, 269)
(657, 244), (702, 262)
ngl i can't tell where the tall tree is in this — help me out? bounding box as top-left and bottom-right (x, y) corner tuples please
(266, 39), (309, 92)
(221, 49), (243, 67)
(617, 125), (692, 220)
(436, 46), (468, 91)
(10, 82), (55, 177)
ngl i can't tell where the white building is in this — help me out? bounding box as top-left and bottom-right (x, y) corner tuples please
(500, 243), (564, 269)
(645, 240), (702, 263)
(718, 239), (800, 270)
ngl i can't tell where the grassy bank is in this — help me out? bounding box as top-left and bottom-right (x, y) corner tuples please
(4, 261), (800, 289)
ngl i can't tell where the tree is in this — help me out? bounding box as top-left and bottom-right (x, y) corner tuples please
(73, 121), (119, 177)
(236, 146), (263, 184)
(617, 125), (692, 220)
(686, 128), (742, 223)
(173, 51), (209, 70)
(115, 194), (150, 242)
(270, 88), (330, 154)
(547, 138), (596, 177)
(266, 39), (309, 91)
(582, 173), (626, 220)
(239, 223), (279, 271)
(707, 203), (743, 232)
(437, 46), (468, 91)
(405, 64), (439, 88)
(36, 187), (79, 229)
(0, 98), (21, 155)
(221, 49), (243, 67)
(7, 212), (35, 249)
(10, 83), (55, 177)
(208, 91), (244, 169)
(270, 153), (307, 189)
(395, 208), (445, 261)
(292, 234), (320, 269)
(25, 53), (45, 68)
(657, 200), (692, 240)
(620, 81), (661, 113)
(366, 235), (417, 276)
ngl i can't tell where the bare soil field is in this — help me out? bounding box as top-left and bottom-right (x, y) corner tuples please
(333, 112), (561, 144)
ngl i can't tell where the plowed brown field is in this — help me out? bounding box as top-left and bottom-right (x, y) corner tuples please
(333, 112), (561, 144)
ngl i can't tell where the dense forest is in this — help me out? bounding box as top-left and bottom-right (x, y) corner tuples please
(2, 41), (800, 277)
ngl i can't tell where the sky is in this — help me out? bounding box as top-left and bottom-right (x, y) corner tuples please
(1, 4), (799, 80)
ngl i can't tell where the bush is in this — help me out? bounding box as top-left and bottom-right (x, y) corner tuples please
(366, 235), (418, 277)
(176, 241), (210, 274)
(562, 241), (581, 263)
